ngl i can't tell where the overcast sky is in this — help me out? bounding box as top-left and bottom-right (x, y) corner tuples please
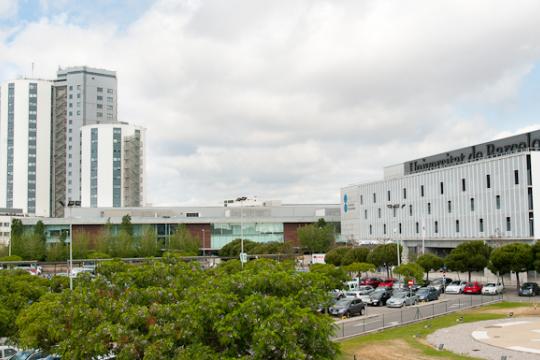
(1, 0), (540, 206)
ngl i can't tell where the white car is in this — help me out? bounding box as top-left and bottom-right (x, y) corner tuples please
(481, 282), (504, 295)
(14, 264), (42, 276)
(0, 345), (18, 360)
(445, 280), (467, 294)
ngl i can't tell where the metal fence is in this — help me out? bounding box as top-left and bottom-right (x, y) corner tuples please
(333, 293), (503, 340)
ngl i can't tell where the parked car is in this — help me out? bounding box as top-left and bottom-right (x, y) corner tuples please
(360, 277), (383, 288)
(368, 288), (393, 306)
(13, 264), (42, 276)
(445, 280), (467, 294)
(345, 280), (360, 291)
(463, 282), (483, 294)
(429, 277), (453, 293)
(344, 286), (375, 300)
(386, 291), (418, 308)
(9, 350), (46, 360)
(0, 346), (18, 360)
(330, 289), (345, 300)
(36, 356), (61, 360)
(519, 282), (540, 296)
(378, 278), (398, 288)
(481, 282), (504, 295)
(415, 287), (439, 302)
(328, 298), (365, 317)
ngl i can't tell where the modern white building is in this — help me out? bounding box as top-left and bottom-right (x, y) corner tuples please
(341, 130), (540, 257)
(0, 79), (52, 216)
(52, 67), (118, 216)
(80, 123), (145, 208)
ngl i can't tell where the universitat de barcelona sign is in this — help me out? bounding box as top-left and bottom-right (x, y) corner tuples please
(404, 130), (540, 175)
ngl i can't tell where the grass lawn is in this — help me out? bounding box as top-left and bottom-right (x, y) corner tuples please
(337, 302), (533, 360)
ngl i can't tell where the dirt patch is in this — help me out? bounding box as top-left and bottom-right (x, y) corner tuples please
(347, 339), (434, 360)
(483, 306), (540, 317)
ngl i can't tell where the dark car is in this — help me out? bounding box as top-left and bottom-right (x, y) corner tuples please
(328, 298), (365, 317)
(429, 277), (453, 293)
(360, 277), (383, 288)
(368, 288), (392, 306)
(9, 351), (47, 360)
(415, 287), (439, 302)
(519, 282), (540, 296)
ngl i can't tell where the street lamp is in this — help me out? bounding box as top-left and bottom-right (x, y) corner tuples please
(224, 196), (251, 268)
(59, 200), (80, 291)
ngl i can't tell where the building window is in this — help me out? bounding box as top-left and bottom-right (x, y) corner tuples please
(97, 95), (103, 101)
(97, 104), (103, 109)
(393, 207), (397, 217)
(415, 222), (419, 234)
(471, 198), (475, 211)
(383, 224), (387, 235)
(421, 185), (424, 197)
(387, 190), (391, 201)
(427, 202), (431, 215)
(399, 223), (402, 234)
(409, 204), (413, 216)
(448, 200), (452, 213)
(97, 112), (103, 117)
(462, 178), (466, 191)
(456, 220), (460, 233)
(107, 88), (114, 94)
(434, 221), (438, 233)
(515, 170), (519, 185)
(373, 193), (376, 203)
(378, 208), (381, 218)
(487, 174), (491, 188)
(364, 209), (368, 219)
(479, 218), (484, 232)
(506, 217), (511, 231)
(97, 87), (103, 92)
(440, 182), (444, 194)
(403, 188), (407, 199)
(369, 224), (372, 235)
(360, 195), (363, 205)
(496, 195), (501, 210)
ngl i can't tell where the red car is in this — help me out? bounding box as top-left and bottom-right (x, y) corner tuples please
(463, 281), (483, 294)
(360, 277), (383, 288)
(378, 278), (398, 288)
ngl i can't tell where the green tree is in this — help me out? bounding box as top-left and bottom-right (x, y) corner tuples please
(489, 243), (533, 290)
(137, 226), (159, 257)
(445, 241), (491, 282)
(343, 262), (376, 279)
(342, 247), (370, 266)
(416, 253), (444, 281)
(323, 246), (349, 266)
(120, 214), (133, 237)
(532, 241), (540, 273)
(72, 232), (91, 259)
(168, 224), (200, 255)
(394, 263), (425, 283)
(309, 263), (348, 289)
(367, 243), (401, 278)
(219, 238), (257, 258)
(33, 220), (46, 243)
(298, 221), (335, 253)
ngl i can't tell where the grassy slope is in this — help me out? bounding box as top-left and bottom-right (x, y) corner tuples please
(337, 302), (529, 360)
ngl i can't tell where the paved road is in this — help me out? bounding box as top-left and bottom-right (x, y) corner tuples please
(333, 292), (505, 339)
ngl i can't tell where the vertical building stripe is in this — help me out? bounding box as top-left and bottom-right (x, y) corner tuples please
(112, 127), (122, 207)
(6, 83), (14, 208)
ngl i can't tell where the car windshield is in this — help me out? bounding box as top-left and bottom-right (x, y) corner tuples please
(485, 283), (495, 287)
(416, 288), (429, 294)
(358, 286), (371, 291)
(522, 283), (535, 288)
(11, 351), (34, 360)
(393, 293), (407, 299)
(449, 281), (461, 285)
(334, 299), (351, 308)
(345, 292), (357, 297)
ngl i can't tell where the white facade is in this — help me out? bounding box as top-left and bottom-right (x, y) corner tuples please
(0, 79), (52, 216)
(80, 123), (145, 208)
(341, 131), (540, 252)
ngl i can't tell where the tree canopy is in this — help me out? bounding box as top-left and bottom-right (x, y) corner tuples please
(342, 247), (370, 266)
(298, 221), (335, 253)
(489, 243), (533, 289)
(393, 263), (425, 283)
(445, 241), (491, 282)
(324, 247), (350, 266)
(367, 243), (401, 278)
(416, 253), (444, 281)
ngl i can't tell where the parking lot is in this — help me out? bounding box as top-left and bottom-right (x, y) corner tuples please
(333, 292), (508, 339)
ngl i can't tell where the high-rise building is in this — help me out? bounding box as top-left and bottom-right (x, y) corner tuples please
(52, 66), (118, 216)
(80, 123), (145, 208)
(0, 79), (52, 216)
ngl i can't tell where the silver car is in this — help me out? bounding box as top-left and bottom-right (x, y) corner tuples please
(386, 291), (418, 308)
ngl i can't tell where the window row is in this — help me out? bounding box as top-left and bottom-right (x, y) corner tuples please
(368, 217), (512, 235)
(360, 171), (522, 204)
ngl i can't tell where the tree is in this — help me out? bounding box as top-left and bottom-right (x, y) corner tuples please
(367, 243), (401, 278)
(532, 241), (540, 273)
(324, 246), (350, 266)
(343, 262), (376, 279)
(168, 224), (200, 255)
(298, 222), (335, 253)
(489, 243), (533, 290)
(120, 214), (133, 237)
(137, 226), (159, 257)
(394, 263), (425, 283)
(33, 220), (46, 243)
(416, 253), (444, 282)
(445, 241), (491, 282)
(219, 239), (257, 258)
(342, 247), (370, 266)
(308, 263), (348, 290)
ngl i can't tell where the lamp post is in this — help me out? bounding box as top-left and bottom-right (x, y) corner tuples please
(59, 200), (80, 291)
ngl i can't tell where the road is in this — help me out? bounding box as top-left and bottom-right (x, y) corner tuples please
(333, 292), (506, 339)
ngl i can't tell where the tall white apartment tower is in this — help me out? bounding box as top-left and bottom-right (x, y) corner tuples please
(0, 79), (52, 217)
(80, 123), (145, 208)
(52, 66), (118, 216)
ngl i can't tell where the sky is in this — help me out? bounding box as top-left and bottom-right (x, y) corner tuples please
(0, 0), (540, 206)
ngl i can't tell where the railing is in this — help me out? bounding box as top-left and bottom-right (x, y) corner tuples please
(333, 293), (503, 341)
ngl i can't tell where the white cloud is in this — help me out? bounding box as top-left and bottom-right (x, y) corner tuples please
(2, 0), (540, 205)
(0, 0), (17, 18)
